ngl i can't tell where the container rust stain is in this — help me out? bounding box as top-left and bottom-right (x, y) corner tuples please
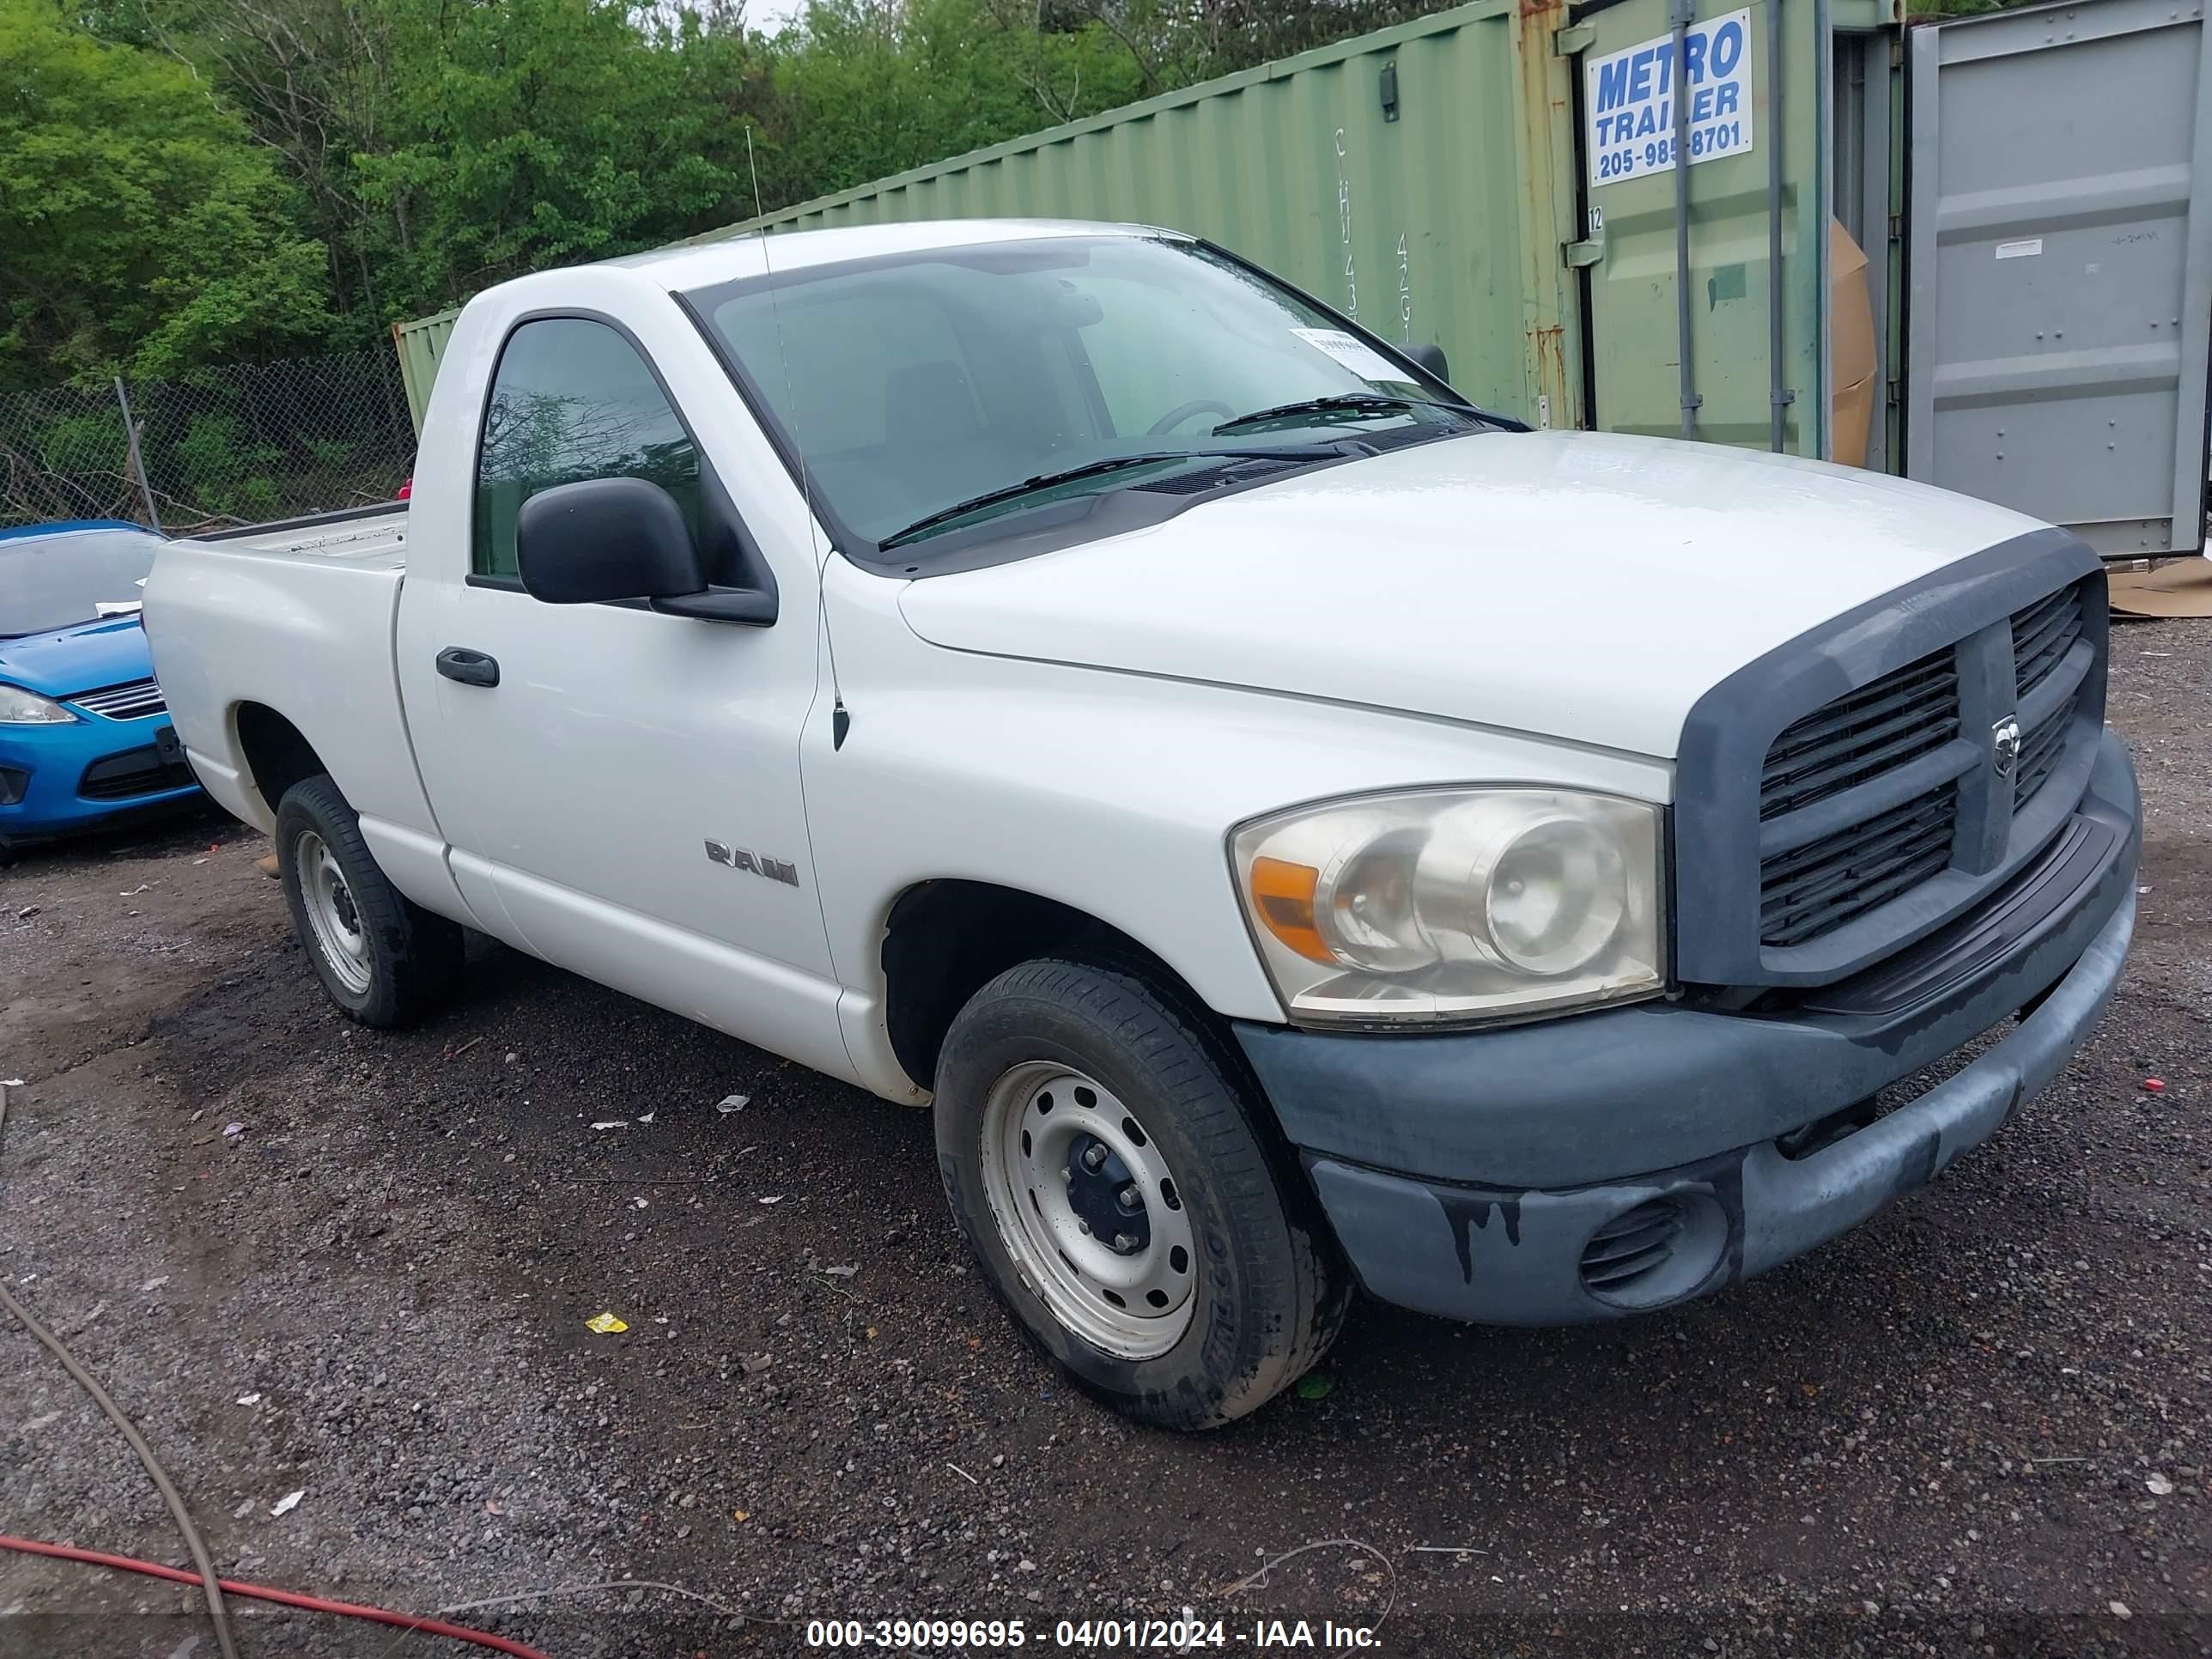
(1533, 324), (1565, 380)
(1512, 0), (1579, 425)
(1531, 325), (1569, 422)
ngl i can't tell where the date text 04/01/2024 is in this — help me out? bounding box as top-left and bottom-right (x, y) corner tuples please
(802, 1618), (1382, 1649)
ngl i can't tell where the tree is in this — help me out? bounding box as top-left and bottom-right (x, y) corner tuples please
(0, 0), (330, 388)
(27, 0), (2045, 392)
(356, 0), (754, 310)
(128, 0), (774, 330)
(757, 0), (1144, 209)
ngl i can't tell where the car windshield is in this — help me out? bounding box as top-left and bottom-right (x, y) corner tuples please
(0, 528), (161, 637)
(687, 235), (1488, 550)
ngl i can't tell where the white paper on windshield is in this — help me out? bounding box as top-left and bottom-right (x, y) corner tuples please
(1290, 327), (1403, 384)
(94, 600), (144, 617)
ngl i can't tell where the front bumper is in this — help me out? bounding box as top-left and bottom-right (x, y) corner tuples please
(0, 715), (200, 846)
(1234, 731), (2138, 1326)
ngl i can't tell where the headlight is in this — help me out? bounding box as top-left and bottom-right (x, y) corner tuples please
(1232, 787), (1664, 1027)
(0, 684), (78, 724)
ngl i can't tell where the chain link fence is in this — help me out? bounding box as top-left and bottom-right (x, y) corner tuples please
(0, 349), (416, 534)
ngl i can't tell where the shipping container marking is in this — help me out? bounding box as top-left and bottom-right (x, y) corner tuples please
(1334, 128), (1360, 323)
(1585, 9), (1756, 186)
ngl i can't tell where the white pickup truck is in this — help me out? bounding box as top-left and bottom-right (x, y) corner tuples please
(145, 220), (2138, 1430)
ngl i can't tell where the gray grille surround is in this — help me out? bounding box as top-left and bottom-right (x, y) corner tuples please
(1674, 528), (2107, 989)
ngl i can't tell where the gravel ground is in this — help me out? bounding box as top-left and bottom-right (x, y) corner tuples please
(0, 617), (2206, 1659)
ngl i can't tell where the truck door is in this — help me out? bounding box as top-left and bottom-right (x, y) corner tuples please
(1569, 0), (1829, 456)
(1905, 0), (2212, 555)
(393, 304), (854, 1082)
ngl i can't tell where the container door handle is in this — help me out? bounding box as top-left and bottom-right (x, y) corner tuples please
(436, 647), (500, 688)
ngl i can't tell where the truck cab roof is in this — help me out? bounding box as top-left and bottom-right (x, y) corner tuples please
(594, 218), (1176, 295)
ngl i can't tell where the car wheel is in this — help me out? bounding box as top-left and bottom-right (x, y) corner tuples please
(934, 957), (1346, 1431)
(275, 775), (462, 1028)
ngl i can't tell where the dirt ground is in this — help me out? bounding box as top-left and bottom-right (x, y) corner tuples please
(1, 618), (2206, 1659)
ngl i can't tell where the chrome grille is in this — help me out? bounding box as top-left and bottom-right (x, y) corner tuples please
(69, 678), (166, 720)
(1759, 785), (1958, 947)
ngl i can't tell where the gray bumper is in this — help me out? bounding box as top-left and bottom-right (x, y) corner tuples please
(1299, 888), (2130, 1324)
(1237, 733), (2139, 1326)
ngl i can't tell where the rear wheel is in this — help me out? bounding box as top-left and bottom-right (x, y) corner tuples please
(935, 957), (1346, 1431)
(276, 775), (462, 1028)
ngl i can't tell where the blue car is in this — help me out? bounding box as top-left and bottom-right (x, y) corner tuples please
(0, 520), (201, 852)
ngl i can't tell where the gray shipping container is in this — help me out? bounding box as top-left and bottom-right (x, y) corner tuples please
(1907, 0), (2212, 556)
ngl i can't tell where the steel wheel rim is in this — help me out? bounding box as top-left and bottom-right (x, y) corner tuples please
(295, 829), (372, 995)
(978, 1060), (1197, 1359)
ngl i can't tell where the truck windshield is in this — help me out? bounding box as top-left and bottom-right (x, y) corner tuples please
(0, 527), (161, 637)
(685, 235), (1488, 550)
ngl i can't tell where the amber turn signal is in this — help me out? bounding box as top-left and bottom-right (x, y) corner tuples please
(1249, 855), (1334, 963)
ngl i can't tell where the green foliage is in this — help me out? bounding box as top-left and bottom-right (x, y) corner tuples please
(28, 410), (129, 477)
(756, 0), (1145, 208)
(5, 0), (2051, 391)
(347, 0), (754, 313)
(0, 0), (331, 389)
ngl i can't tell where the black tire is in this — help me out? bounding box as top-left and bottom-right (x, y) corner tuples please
(274, 775), (463, 1028)
(934, 957), (1346, 1431)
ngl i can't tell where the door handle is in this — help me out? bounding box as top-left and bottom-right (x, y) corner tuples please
(436, 647), (500, 688)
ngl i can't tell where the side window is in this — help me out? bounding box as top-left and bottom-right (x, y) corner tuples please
(472, 318), (701, 581)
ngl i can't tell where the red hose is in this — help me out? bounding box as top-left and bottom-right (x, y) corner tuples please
(0, 1533), (554, 1658)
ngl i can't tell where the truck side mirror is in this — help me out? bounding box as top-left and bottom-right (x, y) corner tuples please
(516, 477), (704, 605)
(1406, 343), (1450, 383)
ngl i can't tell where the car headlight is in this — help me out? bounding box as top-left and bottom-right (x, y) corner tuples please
(1231, 787), (1665, 1027)
(0, 684), (78, 725)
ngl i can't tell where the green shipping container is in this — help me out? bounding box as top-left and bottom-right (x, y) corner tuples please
(393, 306), (460, 431)
(703, 0), (1589, 436)
(398, 0), (1911, 468)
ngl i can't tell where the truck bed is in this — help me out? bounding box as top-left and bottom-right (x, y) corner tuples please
(143, 502), (434, 842)
(192, 503), (408, 568)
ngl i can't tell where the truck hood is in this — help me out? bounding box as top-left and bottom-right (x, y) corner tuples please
(0, 615), (153, 699)
(896, 430), (2048, 758)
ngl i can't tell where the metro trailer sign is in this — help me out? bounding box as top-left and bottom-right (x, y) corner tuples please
(1586, 8), (1756, 186)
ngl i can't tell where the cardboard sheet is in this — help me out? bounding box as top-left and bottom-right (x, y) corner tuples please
(1830, 220), (1875, 470)
(2108, 558), (2212, 618)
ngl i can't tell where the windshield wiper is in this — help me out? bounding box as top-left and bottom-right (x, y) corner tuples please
(1211, 392), (1473, 434)
(878, 445), (1335, 549)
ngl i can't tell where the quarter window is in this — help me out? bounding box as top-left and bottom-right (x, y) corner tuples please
(472, 318), (702, 580)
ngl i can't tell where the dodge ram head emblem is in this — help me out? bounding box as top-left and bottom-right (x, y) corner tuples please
(1990, 716), (2023, 780)
(703, 839), (801, 886)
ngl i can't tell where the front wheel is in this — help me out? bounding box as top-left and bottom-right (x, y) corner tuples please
(934, 957), (1346, 1431)
(275, 775), (463, 1028)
